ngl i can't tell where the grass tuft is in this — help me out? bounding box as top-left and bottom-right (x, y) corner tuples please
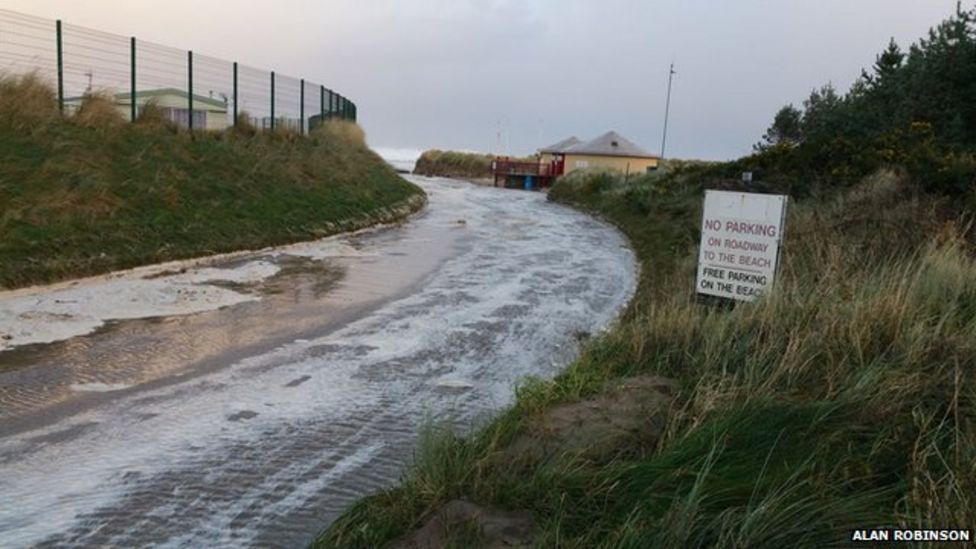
(72, 92), (126, 129)
(316, 119), (366, 148)
(228, 110), (258, 137)
(134, 99), (174, 130)
(0, 72), (60, 131)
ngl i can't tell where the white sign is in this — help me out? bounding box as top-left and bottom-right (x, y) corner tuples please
(696, 190), (787, 302)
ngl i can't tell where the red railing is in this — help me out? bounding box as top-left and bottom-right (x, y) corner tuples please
(492, 159), (564, 177)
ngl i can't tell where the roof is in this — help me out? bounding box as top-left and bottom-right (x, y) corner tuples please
(539, 136), (582, 154)
(563, 131), (658, 159)
(65, 88), (228, 111)
(118, 88), (228, 110)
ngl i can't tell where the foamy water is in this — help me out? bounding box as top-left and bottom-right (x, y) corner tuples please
(373, 146), (423, 173)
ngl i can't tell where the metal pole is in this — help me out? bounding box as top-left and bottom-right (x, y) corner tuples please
(660, 63), (676, 162)
(130, 37), (136, 122)
(232, 62), (238, 127)
(319, 85), (325, 129)
(271, 71), (275, 131)
(187, 50), (194, 131)
(300, 78), (305, 135)
(56, 20), (64, 114)
(327, 89), (333, 120)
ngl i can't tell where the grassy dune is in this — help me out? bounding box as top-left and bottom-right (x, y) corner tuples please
(317, 166), (975, 548)
(0, 74), (424, 289)
(413, 150), (538, 179)
(413, 150), (496, 178)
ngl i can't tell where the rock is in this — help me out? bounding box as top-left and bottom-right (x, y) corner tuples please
(226, 410), (259, 422)
(505, 375), (673, 464)
(393, 499), (534, 549)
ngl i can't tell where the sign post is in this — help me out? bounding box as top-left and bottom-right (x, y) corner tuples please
(696, 190), (787, 302)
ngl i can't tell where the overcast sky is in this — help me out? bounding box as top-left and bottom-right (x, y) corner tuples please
(0, 1), (963, 159)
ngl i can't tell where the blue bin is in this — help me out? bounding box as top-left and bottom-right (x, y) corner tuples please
(524, 176), (534, 190)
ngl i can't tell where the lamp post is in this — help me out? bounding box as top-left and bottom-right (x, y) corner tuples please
(660, 63), (676, 163)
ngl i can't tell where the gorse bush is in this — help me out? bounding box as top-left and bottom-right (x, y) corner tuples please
(751, 3), (976, 197)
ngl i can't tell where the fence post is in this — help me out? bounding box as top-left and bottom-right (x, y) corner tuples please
(233, 62), (238, 127)
(187, 50), (194, 131)
(300, 78), (305, 135)
(56, 20), (64, 114)
(270, 71), (275, 131)
(319, 85), (325, 128)
(130, 37), (136, 122)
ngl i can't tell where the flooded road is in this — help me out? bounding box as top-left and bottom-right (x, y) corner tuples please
(0, 177), (637, 548)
